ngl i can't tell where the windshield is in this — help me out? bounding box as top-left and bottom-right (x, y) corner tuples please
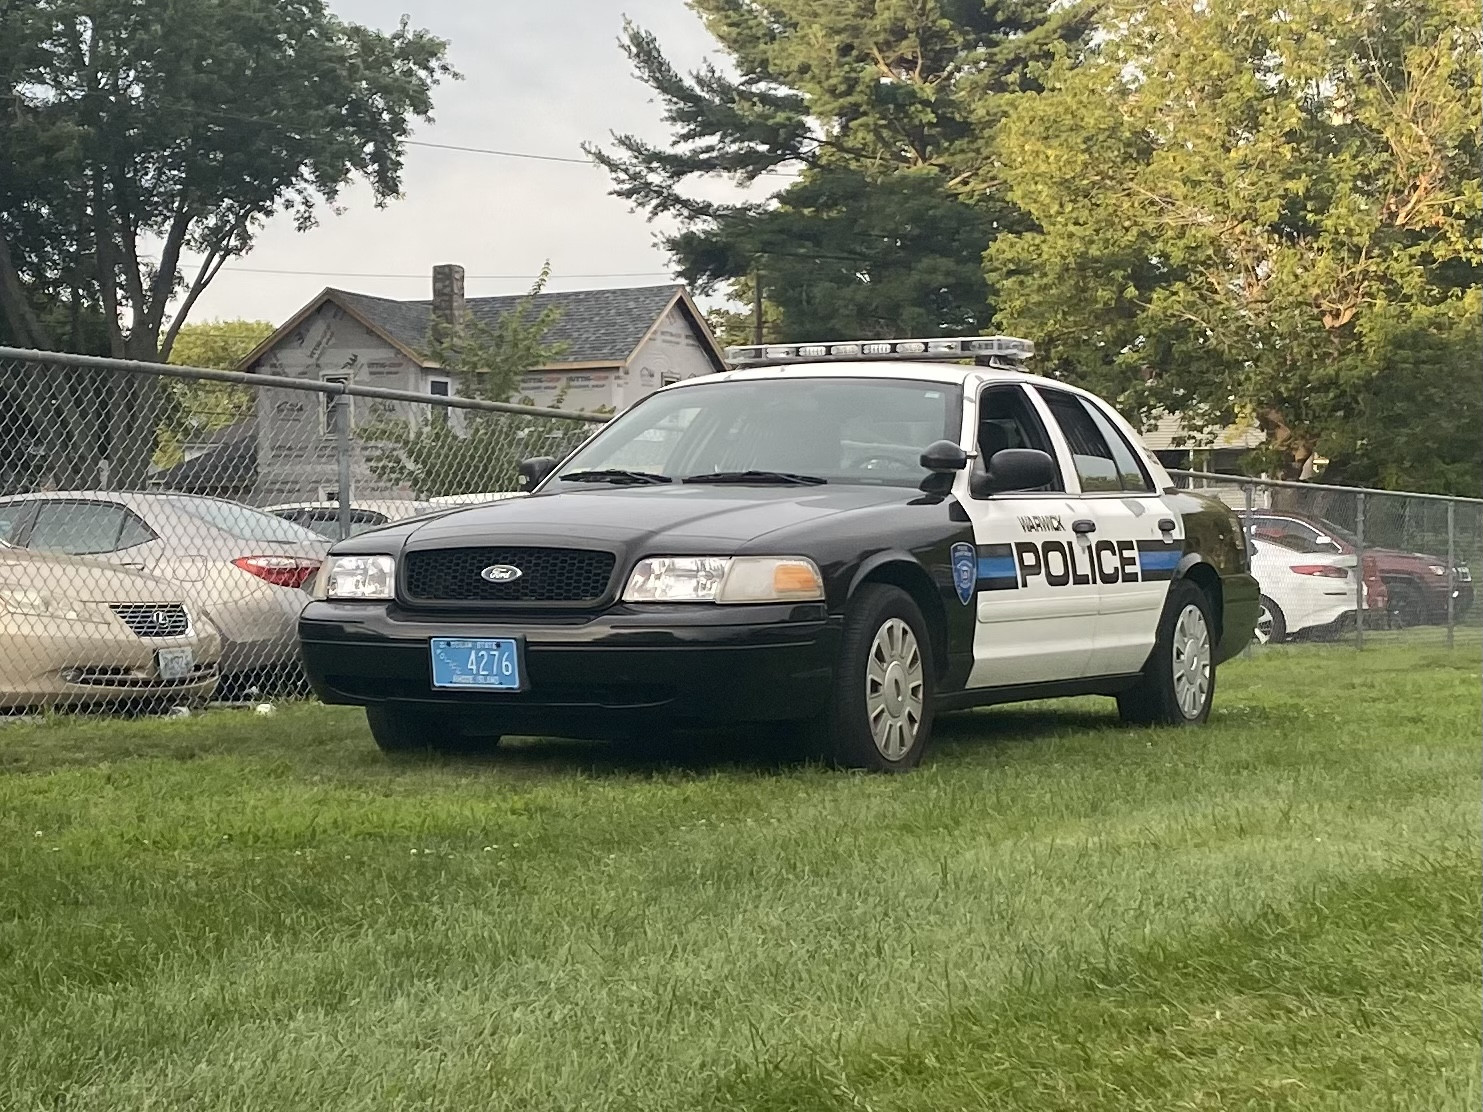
(555, 377), (961, 487)
(159, 497), (325, 544)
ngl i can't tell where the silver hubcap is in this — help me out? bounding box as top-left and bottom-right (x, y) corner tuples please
(1254, 601), (1273, 644)
(1172, 604), (1212, 718)
(866, 618), (924, 760)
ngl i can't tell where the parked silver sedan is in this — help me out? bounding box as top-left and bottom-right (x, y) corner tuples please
(0, 492), (326, 686)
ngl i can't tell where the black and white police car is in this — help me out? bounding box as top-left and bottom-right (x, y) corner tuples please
(299, 336), (1259, 770)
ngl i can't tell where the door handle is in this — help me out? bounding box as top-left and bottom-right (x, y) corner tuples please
(1072, 519), (1096, 534)
(1157, 517), (1176, 533)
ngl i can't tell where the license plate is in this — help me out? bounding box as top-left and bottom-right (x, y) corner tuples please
(156, 647), (194, 682)
(430, 638), (523, 691)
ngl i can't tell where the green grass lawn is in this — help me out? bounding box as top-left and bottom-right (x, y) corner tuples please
(1, 645), (1478, 1111)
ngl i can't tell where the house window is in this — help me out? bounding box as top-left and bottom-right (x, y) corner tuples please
(321, 375), (353, 437)
(429, 377), (451, 425)
(660, 371), (681, 386)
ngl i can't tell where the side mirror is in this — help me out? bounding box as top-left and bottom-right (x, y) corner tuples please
(971, 448), (1057, 495)
(919, 440), (969, 473)
(517, 456), (558, 490)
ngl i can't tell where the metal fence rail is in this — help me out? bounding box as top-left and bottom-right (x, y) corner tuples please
(0, 347), (607, 712)
(1170, 470), (1482, 650)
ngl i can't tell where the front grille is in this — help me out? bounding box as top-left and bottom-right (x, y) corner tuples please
(110, 603), (191, 638)
(402, 547), (616, 604)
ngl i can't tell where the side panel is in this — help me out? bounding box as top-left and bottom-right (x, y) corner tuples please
(962, 498), (1100, 687)
(1167, 490), (1261, 663)
(1082, 496), (1185, 676)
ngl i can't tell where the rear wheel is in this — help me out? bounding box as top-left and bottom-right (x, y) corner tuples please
(820, 584), (935, 772)
(1118, 579), (1216, 727)
(365, 705), (499, 754)
(1254, 594), (1287, 645)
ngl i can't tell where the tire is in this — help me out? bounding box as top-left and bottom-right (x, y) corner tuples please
(1118, 579), (1217, 727)
(1385, 580), (1429, 629)
(1254, 594), (1287, 645)
(365, 705), (498, 754)
(820, 584), (936, 772)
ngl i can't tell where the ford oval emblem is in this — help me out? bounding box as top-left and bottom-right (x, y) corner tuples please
(480, 564), (523, 583)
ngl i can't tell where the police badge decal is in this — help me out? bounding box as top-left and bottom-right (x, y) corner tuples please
(950, 542), (977, 605)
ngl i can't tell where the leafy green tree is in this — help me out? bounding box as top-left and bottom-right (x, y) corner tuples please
(0, 0), (454, 486)
(364, 271), (597, 498)
(153, 320), (275, 469)
(586, 2), (1091, 341)
(988, 0), (1481, 491)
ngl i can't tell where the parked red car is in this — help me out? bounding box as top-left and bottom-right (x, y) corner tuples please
(1243, 510), (1472, 627)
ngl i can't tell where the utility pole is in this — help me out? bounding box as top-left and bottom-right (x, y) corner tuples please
(751, 260), (764, 345)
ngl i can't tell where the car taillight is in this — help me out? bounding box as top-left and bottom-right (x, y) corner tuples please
(232, 556), (321, 589)
(1289, 564), (1349, 578)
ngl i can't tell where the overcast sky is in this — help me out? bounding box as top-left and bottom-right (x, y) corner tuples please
(184, 0), (751, 325)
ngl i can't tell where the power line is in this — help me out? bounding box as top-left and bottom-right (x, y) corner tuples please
(217, 266), (677, 279)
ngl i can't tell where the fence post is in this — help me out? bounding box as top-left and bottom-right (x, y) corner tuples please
(1354, 492), (1365, 649)
(334, 392), (352, 541)
(1446, 500), (1456, 650)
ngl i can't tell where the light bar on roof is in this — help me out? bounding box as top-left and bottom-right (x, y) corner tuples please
(724, 335), (1035, 367)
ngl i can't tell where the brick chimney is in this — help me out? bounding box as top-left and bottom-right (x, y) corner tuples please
(431, 264), (466, 329)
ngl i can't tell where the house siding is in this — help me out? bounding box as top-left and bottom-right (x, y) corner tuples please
(249, 303), (421, 502)
(623, 304), (720, 408)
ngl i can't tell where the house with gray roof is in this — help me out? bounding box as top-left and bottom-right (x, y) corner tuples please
(208, 266), (725, 504)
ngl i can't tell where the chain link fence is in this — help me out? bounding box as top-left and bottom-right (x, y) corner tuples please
(0, 347), (605, 714)
(1171, 470), (1482, 651)
(0, 346), (1476, 717)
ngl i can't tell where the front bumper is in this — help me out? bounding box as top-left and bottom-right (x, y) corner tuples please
(298, 601), (840, 737)
(0, 616), (222, 711)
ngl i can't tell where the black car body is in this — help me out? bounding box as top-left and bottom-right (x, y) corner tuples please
(300, 345), (1259, 769)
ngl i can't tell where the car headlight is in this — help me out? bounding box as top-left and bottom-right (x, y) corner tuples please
(622, 556), (824, 604)
(0, 589), (107, 623)
(317, 555), (396, 600)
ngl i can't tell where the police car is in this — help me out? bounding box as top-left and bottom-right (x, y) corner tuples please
(298, 336), (1259, 770)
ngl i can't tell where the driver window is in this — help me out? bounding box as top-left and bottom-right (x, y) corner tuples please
(975, 386), (1062, 494)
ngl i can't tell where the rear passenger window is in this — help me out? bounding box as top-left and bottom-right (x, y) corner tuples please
(29, 501), (128, 555)
(0, 502), (26, 543)
(117, 512), (157, 550)
(1038, 390), (1154, 494)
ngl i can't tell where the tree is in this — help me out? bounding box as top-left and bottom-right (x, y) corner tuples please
(988, 0), (1482, 491)
(0, 0), (455, 486)
(586, 2), (1092, 341)
(364, 271), (594, 498)
(153, 320), (275, 469)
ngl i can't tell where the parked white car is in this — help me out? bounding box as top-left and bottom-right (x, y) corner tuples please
(424, 492), (528, 508)
(1249, 535), (1386, 643)
(0, 492), (326, 688)
(265, 499), (440, 540)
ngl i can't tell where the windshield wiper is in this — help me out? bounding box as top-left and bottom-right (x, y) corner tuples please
(683, 470), (827, 486)
(558, 469), (673, 486)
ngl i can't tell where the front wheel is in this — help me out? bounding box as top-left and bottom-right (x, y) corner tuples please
(1118, 580), (1217, 727)
(820, 584), (936, 772)
(365, 705), (498, 755)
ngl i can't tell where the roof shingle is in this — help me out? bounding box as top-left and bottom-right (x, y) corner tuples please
(331, 284), (688, 365)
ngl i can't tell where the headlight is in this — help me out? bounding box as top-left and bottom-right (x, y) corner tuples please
(318, 555), (396, 600)
(623, 556), (824, 604)
(0, 589), (106, 623)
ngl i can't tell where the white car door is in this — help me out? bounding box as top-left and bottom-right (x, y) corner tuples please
(954, 382), (1100, 688)
(1030, 387), (1185, 677)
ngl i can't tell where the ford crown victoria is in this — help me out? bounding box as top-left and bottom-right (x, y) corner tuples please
(298, 336), (1260, 771)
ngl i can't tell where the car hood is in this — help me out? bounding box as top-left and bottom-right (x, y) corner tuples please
(387, 485), (916, 553)
(0, 548), (184, 603)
